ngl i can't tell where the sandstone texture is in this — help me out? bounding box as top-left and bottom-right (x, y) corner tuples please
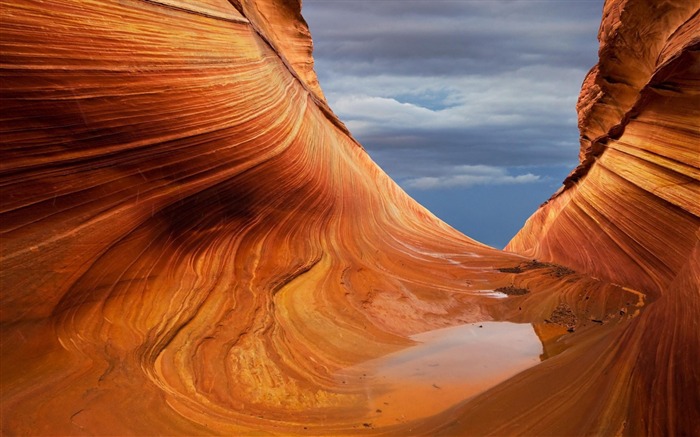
(1, 0), (698, 436)
(507, 1), (700, 434)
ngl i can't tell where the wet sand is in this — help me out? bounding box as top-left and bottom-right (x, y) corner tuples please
(336, 322), (542, 427)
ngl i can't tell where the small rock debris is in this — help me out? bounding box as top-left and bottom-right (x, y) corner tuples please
(495, 285), (530, 296)
(549, 302), (578, 330)
(496, 260), (576, 278)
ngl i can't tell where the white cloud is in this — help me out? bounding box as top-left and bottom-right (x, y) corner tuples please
(331, 94), (463, 132)
(303, 0), (600, 176)
(325, 65), (585, 140)
(403, 165), (541, 190)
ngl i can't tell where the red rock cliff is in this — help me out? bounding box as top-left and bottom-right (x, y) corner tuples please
(1, 1), (698, 436)
(508, 1), (699, 296)
(507, 1), (700, 435)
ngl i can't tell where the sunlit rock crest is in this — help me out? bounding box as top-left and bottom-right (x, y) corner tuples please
(1, 0), (698, 436)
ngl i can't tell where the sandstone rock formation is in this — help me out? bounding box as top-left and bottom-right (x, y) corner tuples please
(508, 0), (700, 295)
(1, 0), (698, 436)
(507, 1), (700, 434)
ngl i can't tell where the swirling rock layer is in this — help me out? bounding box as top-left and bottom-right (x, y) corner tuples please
(507, 0), (700, 435)
(1, 0), (698, 436)
(508, 0), (699, 294)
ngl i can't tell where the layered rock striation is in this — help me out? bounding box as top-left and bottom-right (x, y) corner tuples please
(507, 1), (700, 435)
(508, 1), (700, 296)
(1, 0), (698, 436)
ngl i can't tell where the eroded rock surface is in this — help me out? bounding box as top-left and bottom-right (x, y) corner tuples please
(507, 1), (700, 435)
(1, 0), (698, 436)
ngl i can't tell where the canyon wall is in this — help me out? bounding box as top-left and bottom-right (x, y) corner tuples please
(1, 0), (698, 436)
(507, 0), (700, 297)
(507, 1), (700, 435)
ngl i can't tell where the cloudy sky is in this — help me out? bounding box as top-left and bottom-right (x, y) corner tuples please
(302, 0), (603, 248)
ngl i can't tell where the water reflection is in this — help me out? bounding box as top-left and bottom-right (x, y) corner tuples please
(337, 322), (543, 426)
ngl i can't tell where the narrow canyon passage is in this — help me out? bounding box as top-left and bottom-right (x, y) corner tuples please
(1, 0), (698, 436)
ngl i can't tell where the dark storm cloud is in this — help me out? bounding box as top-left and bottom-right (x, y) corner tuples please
(305, 1), (601, 76)
(301, 0), (603, 245)
(302, 1), (601, 168)
(364, 124), (579, 171)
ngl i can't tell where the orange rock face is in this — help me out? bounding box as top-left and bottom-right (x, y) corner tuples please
(1, 1), (698, 436)
(508, 0), (699, 293)
(507, 0), (700, 434)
